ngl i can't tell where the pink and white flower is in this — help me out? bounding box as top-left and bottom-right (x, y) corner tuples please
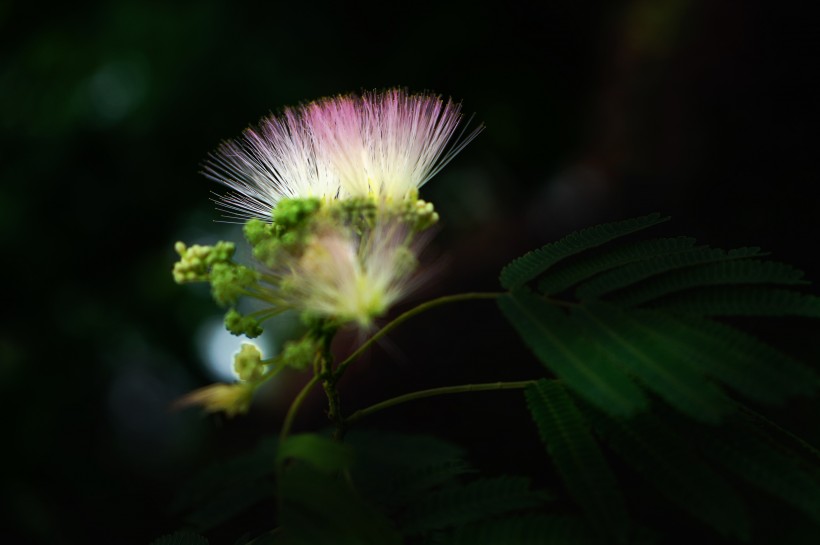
(203, 89), (481, 221)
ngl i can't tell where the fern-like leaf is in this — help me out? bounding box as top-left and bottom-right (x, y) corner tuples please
(345, 430), (473, 508)
(649, 286), (820, 317)
(584, 408), (751, 540)
(537, 236), (698, 295)
(498, 290), (648, 416)
(398, 476), (546, 536)
(525, 380), (629, 541)
(499, 213), (668, 289)
(658, 315), (820, 403)
(675, 412), (820, 524)
(608, 259), (808, 307)
(388, 460), (477, 507)
(739, 406), (820, 464)
(576, 304), (732, 423)
(575, 246), (763, 300)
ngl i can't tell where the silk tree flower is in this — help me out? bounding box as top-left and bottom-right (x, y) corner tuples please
(282, 222), (420, 329)
(202, 89), (482, 222)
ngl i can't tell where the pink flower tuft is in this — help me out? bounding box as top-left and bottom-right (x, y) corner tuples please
(203, 89), (482, 221)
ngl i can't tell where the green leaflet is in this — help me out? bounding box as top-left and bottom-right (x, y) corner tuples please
(276, 433), (354, 473)
(648, 286), (820, 317)
(574, 246), (764, 301)
(500, 215), (820, 422)
(659, 315), (820, 403)
(608, 259), (808, 307)
(537, 236), (698, 295)
(584, 407), (751, 540)
(525, 380), (630, 542)
(498, 290), (648, 416)
(577, 304), (732, 423)
(499, 213), (668, 289)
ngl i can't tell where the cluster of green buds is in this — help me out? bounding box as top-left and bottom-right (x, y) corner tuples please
(171, 195), (438, 419)
(172, 194), (438, 338)
(175, 336), (326, 417)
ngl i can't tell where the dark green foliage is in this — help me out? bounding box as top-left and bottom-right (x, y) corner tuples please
(448, 514), (602, 545)
(234, 532), (278, 545)
(163, 431), (556, 544)
(653, 315), (819, 403)
(583, 406), (752, 540)
(275, 433), (404, 544)
(650, 286), (820, 317)
(676, 411), (820, 524)
(574, 246), (765, 300)
(278, 463), (402, 545)
(150, 532), (209, 545)
(499, 213), (669, 289)
(276, 433), (354, 472)
(525, 380), (629, 541)
(501, 214), (820, 542)
(537, 236), (698, 295)
(346, 430), (473, 507)
(498, 290), (649, 416)
(500, 214), (820, 418)
(346, 430), (551, 541)
(576, 304), (733, 423)
(169, 439), (278, 532)
(397, 476), (547, 536)
(606, 259), (807, 307)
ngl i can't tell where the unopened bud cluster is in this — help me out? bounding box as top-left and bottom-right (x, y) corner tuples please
(173, 195), (435, 335)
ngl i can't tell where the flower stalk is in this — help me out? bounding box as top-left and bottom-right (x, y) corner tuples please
(344, 380), (537, 426)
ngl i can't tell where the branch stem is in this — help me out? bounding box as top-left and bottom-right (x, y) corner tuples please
(344, 380), (536, 426)
(279, 374), (321, 444)
(334, 292), (503, 379)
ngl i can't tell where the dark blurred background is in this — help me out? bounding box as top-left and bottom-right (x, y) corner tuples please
(2, 1), (819, 543)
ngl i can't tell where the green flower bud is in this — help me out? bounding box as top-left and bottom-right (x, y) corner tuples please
(329, 196), (378, 233)
(243, 218), (274, 246)
(225, 308), (263, 338)
(172, 241), (237, 284)
(273, 197), (321, 229)
(281, 337), (319, 371)
(209, 262), (259, 307)
(233, 343), (264, 381)
(403, 199), (439, 232)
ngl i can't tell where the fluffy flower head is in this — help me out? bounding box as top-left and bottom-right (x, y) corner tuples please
(284, 222), (419, 329)
(203, 89), (481, 221)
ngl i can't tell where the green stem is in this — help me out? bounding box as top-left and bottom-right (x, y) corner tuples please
(344, 380), (536, 426)
(334, 291), (503, 379)
(279, 374), (321, 444)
